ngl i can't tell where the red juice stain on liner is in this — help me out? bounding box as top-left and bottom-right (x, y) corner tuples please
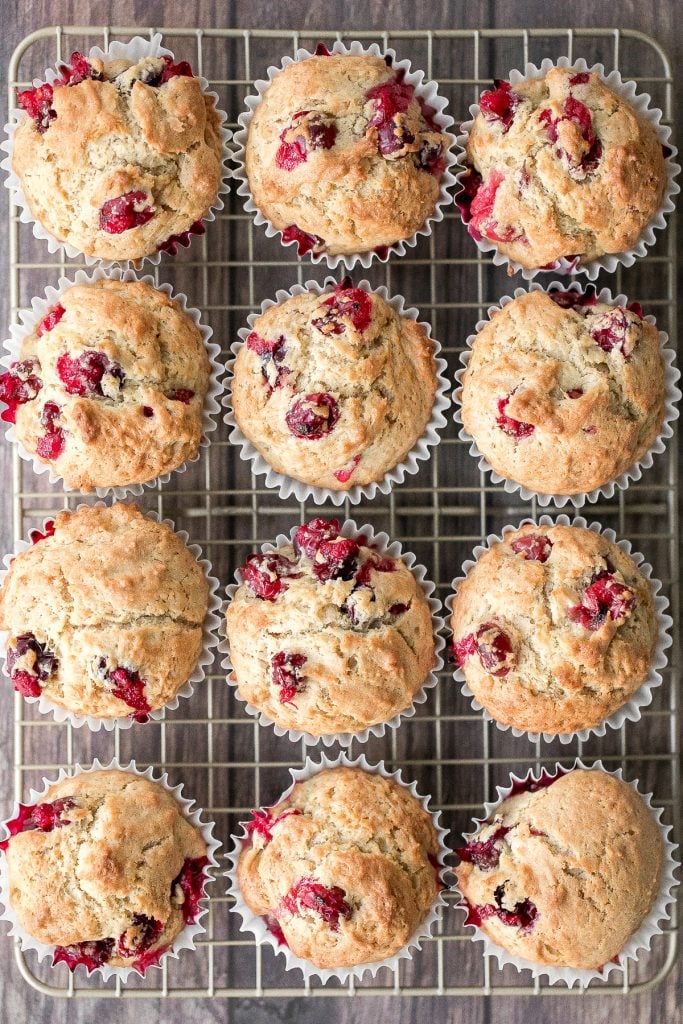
(281, 224), (325, 256)
(157, 219), (206, 255)
(29, 520), (55, 544)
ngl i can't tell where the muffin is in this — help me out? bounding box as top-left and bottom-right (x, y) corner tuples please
(225, 517), (436, 738)
(458, 289), (666, 497)
(0, 278), (212, 492)
(451, 522), (657, 735)
(456, 768), (664, 969)
(458, 68), (667, 270)
(236, 766), (441, 969)
(244, 50), (450, 257)
(231, 280), (439, 491)
(1, 769), (209, 972)
(0, 503), (210, 721)
(11, 49), (223, 261)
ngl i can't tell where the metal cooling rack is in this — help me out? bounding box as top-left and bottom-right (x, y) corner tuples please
(4, 25), (679, 1000)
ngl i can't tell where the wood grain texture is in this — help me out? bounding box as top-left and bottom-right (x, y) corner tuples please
(0, 1), (681, 1022)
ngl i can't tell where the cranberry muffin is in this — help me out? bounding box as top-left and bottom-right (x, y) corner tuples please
(12, 50), (224, 261)
(0, 503), (209, 722)
(456, 768), (664, 969)
(236, 766), (441, 969)
(231, 280), (439, 491)
(244, 50), (450, 257)
(0, 278), (212, 492)
(225, 518), (436, 738)
(451, 522), (657, 735)
(458, 289), (665, 497)
(458, 68), (667, 270)
(1, 769), (209, 972)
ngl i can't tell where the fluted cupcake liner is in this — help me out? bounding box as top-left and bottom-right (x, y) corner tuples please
(1, 33), (232, 268)
(0, 503), (222, 732)
(231, 39), (458, 270)
(445, 514), (673, 744)
(226, 751), (450, 984)
(224, 277), (450, 505)
(454, 758), (678, 987)
(453, 281), (681, 508)
(454, 56), (680, 280)
(0, 267), (223, 498)
(219, 518), (446, 747)
(0, 757), (221, 981)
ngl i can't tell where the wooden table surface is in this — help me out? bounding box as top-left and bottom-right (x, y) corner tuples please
(0, 1), (681, 1022)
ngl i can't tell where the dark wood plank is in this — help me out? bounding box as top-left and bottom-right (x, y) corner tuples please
(0, 1), (680, 1022)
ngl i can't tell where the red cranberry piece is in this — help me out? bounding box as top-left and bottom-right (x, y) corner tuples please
(465, 886), (538, 932)
(53, 938), (115, 973)
(36, 401), (65, 460)
(454, 623), (514, 677)
(280, 877), (352, 931)
(245, 807), (302, 844)
(312, 536), (360, 583)
(293, 517), (341, 558)
(246, 332), (290, 392)
(97, 660), (151, 721)
(242, 553), (301, 601)
(456, 168), (482, 226)
(568, 570), (635, 631)
(311, 278), (372, 335)
(271, 651), (307, 705)
(29, 520), (55, 544)
(589, 308), (639, 359)
(142, 406), (154, 417)
(456, 824), (512, 870)
(281, 224), (325, 256)
(468, 170), (522, 244)
(59, 52), (99, 86)
(354, 553), (396, 588)
(99, 191), (155, 234)
(511, 534), (552, 563)
(549, 288), (597, 310)
(569, 72), (590, 85)
(366, 74), (416, 156)
(314, 43), (331, 56)
(6, 632), (58, 697)
(37, 303), (66, 335)
(173, 856), (209, 925)
(159, 55), (193, 83)
(479, 80), (520, 132)
(0, 797), (75, 850)
(0, 360), (43, 424)
(334, 454), (361, 483)
(496, 395), (534, 439)
(417, 138), (445, 175)
(276, 110), (337, 170)
(117, 914), (165, 959)
(167, 388), (195, 403)
(265, 914), (288, 945)
(566, 388), (583, 399)
(541, 97), (602, 173)
(388, 602), (410, 615)
(286, 393), (339, 440)
(57, 350), (124, 397)
(156, 219), (205, 255)
(17, 83), (56, 133)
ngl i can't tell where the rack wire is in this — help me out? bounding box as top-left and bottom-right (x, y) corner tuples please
(4, 25), (679, 999)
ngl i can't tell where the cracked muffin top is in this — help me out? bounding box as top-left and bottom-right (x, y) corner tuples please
(225, 517), (436, 738)
(458, 68), (667, 270)
(12, 50), (224, 261)
(450, 522), (657, 735)
(236, 766), (441, 969)
(456, 768), (664, 969)
(0, 503), (209, 721)
(231, 280), (439, 491)
(2, 769), (208, 973)
(244, 51), (450, 257)
(0, 278), (212, 492)
(459, 289), (666, 497)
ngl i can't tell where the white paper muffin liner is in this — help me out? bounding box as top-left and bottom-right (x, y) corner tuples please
(454, 758), (679, 987)
(0, 267), (223, 499)
(232, 39), (458, 270)
(0, 503), (222, 732)
(0, 757), (221, 981)
(454, 56), (680, 280)
(445, 514), (673, 744)
(219, 518), (446, 747)
(1, 34), (232, 268)
(224, 277), (450, 504)
(226, 751), (450, 984)
(453, 281), (681, 508)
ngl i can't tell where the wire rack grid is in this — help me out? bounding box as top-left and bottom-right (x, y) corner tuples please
(3, 24), (679, 1001)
